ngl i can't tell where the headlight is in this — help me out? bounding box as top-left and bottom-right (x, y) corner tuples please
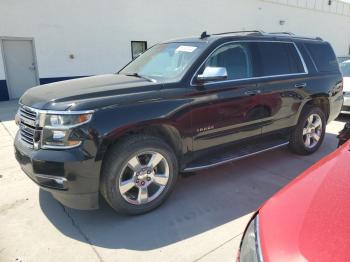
(42, 114), (92, 128)
(239, 214), (263, 262)
(39, 113), (92, 149)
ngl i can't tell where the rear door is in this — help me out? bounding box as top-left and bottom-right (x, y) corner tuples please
(254, 41), (309, 134)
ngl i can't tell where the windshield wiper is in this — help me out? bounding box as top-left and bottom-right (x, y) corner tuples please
(124, 73), (156, 82)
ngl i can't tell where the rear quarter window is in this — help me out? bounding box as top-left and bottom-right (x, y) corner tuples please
(254, 42), (305, 77)
(304, 42), (338, 73)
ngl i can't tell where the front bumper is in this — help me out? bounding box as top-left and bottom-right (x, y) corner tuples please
(14, 132), (101, 210)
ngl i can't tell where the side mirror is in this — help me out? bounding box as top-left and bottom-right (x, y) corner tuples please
(197, 66), (228, 82)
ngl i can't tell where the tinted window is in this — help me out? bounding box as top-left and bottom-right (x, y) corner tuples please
(204, 43), (253, 80)
(255, 42), (305, 77)
(305, 42), (338, 73)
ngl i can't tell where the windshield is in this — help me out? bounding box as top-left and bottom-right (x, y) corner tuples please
(119, 42), (206, 82)
(340, 60), (350, 77)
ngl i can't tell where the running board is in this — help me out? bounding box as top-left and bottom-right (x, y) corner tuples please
(183, 139), (289, 172)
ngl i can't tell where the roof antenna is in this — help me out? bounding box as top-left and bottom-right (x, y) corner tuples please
(200, 31), (210, 39)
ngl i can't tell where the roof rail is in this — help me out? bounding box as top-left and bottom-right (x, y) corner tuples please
(268, 31), (323, 41)
(212, 30), (264, 36)
(269, 32), (295, 36)
(200, 30), (323, 41)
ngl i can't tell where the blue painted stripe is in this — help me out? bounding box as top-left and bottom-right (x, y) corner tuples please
(0, 76), (88, 101)
(0, 80), (9, 101)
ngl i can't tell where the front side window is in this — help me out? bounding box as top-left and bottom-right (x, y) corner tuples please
(203, 43), (253, 80)
(120, 42), (206, 82)
(255, 42), (305, 77)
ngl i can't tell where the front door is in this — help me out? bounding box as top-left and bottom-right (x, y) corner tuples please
(1, 39), (39, 99)
(191, 42), (264, 151)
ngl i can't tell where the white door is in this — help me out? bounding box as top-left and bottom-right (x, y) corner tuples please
(1, 39), (39, 99)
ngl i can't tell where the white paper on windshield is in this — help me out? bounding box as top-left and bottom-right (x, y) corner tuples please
(175, 46), (197, 53)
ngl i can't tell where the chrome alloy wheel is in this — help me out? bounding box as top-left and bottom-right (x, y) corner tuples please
(118, 151), (170, 205)
(303, 114), (322, 149)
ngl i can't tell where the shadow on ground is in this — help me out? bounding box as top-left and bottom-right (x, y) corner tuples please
(39, 132), (339, 251)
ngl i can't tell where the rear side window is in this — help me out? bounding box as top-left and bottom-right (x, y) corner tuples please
(304, 42), (338, 73)
(255, 42), (305, 77)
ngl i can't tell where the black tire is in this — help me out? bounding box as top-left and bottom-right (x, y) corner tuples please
(100, 135), (178, 215)
(289, 106), (326, 155)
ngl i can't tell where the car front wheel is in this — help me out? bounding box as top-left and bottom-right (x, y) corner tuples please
(100, 135), (178, 215)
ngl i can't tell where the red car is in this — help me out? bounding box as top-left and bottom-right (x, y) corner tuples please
(238, 140), (350, 262)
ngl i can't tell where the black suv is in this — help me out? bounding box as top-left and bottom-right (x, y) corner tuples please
(14, 31), (343, 215)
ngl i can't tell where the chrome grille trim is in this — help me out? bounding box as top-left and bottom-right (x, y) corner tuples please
(21, 126), (35, 136)
(19, 107), (37, 120)
(21, 130), (33, 140)
(20, 108), (36, 116)
(18, 106), (38, 148)
(21, 134), (34, 145)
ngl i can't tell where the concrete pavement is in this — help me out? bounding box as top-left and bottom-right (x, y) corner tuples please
(0, 99), (347, 262)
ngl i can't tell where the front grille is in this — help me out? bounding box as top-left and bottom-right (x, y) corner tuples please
(18, 106), (38, 147)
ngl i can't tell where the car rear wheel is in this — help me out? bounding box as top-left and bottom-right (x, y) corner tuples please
(289, 106), (326, 155)
(100, 135), (178, 215)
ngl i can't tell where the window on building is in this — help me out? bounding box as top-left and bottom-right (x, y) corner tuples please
(304, 42), (338, 72)
(255, 42), (305, 77)
(131, 41), (147, 60)
(204, 43), (253, 80)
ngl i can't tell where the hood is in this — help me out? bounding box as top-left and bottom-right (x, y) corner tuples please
(343, 77), (350, 92)
(19, 74), (163, 111)
(259, 141), (350, 262)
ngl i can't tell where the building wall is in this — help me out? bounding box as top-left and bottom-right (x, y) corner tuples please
(263, 0), (350, 16)
(0, 0), (349, 100)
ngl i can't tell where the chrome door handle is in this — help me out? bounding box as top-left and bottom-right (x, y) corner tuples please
(244, 90), (261, 96)
(295, 83), (307, 88)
